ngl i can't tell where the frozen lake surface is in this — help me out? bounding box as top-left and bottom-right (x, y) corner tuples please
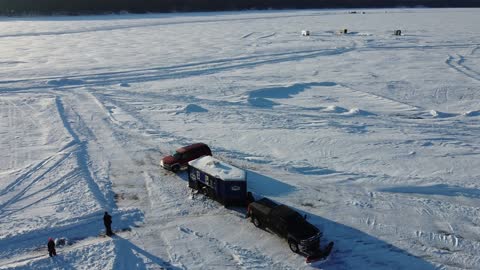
(0, 8), (480, 269)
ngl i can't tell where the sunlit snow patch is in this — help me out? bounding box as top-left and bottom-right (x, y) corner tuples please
(324, 105), (348, 113)
(357, 32), (373, 36)
(244, 156), (267, 162)
(430, 110), (439, 117)
(344, 108), (372, 116)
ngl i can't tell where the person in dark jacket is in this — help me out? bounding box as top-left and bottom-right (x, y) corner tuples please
(103, 211), (113, 236)
(47, 237), (56, 257)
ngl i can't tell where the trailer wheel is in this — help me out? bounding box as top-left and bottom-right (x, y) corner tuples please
(288, 239), (299, 253)
(252, 215), (262, 228)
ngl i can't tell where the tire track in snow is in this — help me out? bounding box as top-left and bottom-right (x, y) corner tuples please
(4, 98), (19, 171)
(55, 95), (112, 209)
(0, 150), (75, 214)
(0, 13), (323, 39)
(446, 54), (480, 82)
(339, 82), (421, 113)
(470, 45), (480, 55)
(241, 32), (255, 39)
(257, 32), (276, 39)
(175, 226), (295, 270)
(92, 91), (193, 152)
(0, 47), (355, 93)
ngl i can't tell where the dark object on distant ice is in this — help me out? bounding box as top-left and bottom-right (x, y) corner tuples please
(104, 211), (113, 237)
(47, 237), (56, 257)
(394, 30), (402, 36)
(301, 30), (310, 36)
(120, 82), (130, 87)
(55, 238), (67, 247)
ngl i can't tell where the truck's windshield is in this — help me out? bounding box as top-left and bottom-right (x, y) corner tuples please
(172, 152), (181, 160)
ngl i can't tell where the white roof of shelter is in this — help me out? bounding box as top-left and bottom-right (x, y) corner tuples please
(189, 156), (246, 181)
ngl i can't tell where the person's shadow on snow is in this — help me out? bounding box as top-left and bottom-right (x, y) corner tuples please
(112, 235), (181, 270)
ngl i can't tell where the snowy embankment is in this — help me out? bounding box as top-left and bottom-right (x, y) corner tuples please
(1, 8), (480, 270)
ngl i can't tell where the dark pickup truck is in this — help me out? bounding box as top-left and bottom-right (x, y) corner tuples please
(247, 198), (325, 256)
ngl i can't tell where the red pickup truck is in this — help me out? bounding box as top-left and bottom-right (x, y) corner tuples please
(160, 143), (212, 172)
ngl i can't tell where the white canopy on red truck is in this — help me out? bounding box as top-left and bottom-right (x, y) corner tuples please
(188, 156), (246, 181)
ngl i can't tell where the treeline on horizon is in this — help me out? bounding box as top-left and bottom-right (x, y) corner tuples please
(0, 0), (479, 15)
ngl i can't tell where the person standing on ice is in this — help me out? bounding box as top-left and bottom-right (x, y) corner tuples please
(103, 211), (113, 236)
(47, 237), (56, 257)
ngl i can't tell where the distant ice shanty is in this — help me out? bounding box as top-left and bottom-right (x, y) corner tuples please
(188, 156), (247, 206)
(394, 30), (402, 36)
(301, 30), (310, 36)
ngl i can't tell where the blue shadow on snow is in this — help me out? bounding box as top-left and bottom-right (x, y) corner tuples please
(282, 201), (436, 269)
(379, 184), (480, 199)
(246, 170), (296, 197)
(249, 82), (337, 99)
(178, 169), (296, 197)
(113, 235), (182, 270)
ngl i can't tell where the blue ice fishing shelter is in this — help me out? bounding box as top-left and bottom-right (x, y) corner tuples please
(188, 156), (247, 206)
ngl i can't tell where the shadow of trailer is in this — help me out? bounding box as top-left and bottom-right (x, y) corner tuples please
(188, 156), (247, 207)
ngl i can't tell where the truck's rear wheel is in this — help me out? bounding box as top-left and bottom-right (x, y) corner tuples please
(252, 215), (262, 228)
(288, 239), (299, 253)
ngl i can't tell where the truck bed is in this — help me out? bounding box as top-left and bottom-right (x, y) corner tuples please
(250, 198), (278, 216)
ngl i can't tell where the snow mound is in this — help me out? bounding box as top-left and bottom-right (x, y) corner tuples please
(344, 108), (372, 116)
(324, 105), (348, 113)
(47, 78), (85, 86)
(429, 110), (456, 118)
(247, 97), (278, 108)
(462, 110), (480, 117)
(183, 104), (208, 113)
(421, 141), (434, 147)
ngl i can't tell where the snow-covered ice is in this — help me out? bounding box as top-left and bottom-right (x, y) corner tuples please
(1, 8), (480, 270)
